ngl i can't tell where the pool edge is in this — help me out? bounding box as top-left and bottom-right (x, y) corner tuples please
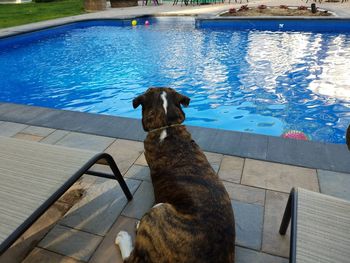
(1, 102), (349, 174)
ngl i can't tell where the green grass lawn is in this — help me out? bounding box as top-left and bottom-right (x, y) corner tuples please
(0, 0), (85, 29)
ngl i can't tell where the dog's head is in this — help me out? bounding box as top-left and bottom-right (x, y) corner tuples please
(133, 87), (190, 132)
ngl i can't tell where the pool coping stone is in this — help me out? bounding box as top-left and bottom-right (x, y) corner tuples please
(0, 102), (349, 173)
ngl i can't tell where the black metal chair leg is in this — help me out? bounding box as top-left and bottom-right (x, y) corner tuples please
(103, 154), (133, 201)
(279, 188), (295, 235)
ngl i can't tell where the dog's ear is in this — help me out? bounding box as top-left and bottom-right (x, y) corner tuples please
(133, 95), (145, 109)
(176, 93), (190, 108)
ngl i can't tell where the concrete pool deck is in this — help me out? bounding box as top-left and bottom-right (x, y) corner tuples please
(1, 1), (350, 262)
(0, 118), (349, 263)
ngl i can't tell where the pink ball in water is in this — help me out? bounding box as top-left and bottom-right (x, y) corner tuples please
(145, 20), (150, 26)
(282, 130), (309, 141)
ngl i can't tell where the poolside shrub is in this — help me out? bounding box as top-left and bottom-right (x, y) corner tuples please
(229, 8), (237, 14)
(279, 5), (288, 9)
(258, 4), (267, 9)
(297, 5), (308, 10)
(238, 5), (249, 11)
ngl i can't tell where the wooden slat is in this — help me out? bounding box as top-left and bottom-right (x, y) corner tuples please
(296, 188), (350, 263)
(0, 136), (98, 244)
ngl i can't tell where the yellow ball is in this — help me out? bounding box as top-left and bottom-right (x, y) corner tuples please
(131, 20), (137, 26)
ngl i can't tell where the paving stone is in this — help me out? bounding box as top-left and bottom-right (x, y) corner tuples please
(38, 225), (102, 262)
(122, 181), (155, 220)
(58, 175), (98, 205)
(55, 132), (115, 152)
(236, 246), (288, 263)
(232, 200), (264, 250)
(13, 133), (43, 142)
(0, 201), (70, 263)
(20, 126), (55, 137)
(89, 216), (138, 263)
(124, 165), (151, 182)
(134, 152), (148, 166)
(23, 247), (83, 263)
(0, 122), (27, 137)
(204, 151), (223, 173)
(60, 178), (141, 236)
(318, 170), (350, 201)
(223, 181), (265, 206)
(0, 104), (51, 124)
(40, 130), (70, 145)
(267, 137), (331, 171)
(242, 159), (319, 193)
(262, 190), (290, 258)
(238, 133), (268, 160)
(324, 143), (350, 173)
(104, 139), (144, 175)
(218, 155), (244, 183)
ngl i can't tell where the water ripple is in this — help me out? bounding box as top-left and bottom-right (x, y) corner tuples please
(0, 20), (349, 143)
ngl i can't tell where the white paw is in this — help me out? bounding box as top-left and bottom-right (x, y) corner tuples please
(115, 231), (133, 260)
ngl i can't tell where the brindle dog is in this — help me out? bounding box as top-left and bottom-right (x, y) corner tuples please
(115, 87), (235, 263)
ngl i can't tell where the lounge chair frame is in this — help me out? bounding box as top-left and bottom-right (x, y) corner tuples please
(279, 187), (350, 263)
(279, 187), (297, 263)
(0, 152), (132, 255)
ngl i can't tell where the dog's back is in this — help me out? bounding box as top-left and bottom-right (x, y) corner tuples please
(117, 88), (235, 263)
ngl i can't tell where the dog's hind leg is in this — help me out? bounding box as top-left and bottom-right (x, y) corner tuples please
(115, 231), (133, 261)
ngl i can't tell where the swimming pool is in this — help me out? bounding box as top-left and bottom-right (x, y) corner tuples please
(1, 18), (350, 143)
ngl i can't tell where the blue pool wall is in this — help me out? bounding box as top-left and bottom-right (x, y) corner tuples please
(195, 18), (350, 33)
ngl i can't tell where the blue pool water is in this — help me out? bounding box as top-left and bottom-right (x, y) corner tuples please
(1, 18), (350, 143)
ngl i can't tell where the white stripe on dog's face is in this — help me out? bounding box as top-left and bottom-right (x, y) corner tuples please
(161, 91), (168, 115)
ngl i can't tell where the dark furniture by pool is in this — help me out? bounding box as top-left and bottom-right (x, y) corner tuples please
(279, 188), (350, 263)
(0, 136), (132, 255)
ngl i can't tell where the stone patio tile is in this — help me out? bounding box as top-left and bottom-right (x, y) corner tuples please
(318, 170), (350, 201)
(58, 175), (98, 204)
(40, 130), (70, 145)
(13, 133), (43, 142)
(104, 139), (144, 175)
(242, 159), (319, 193)
(218, 155), (245, 183)
(204, 151), (223, 173)
(134, 152), (148, 166)
(0, 201), (70, 263)
(0, 122), (27, 137)
(23, 248), (83, 263)
(262, 190), (290, 258)
(60, 178), (141, 236)
(223, 181), (265, 206)
(232, 200), (264, 250)
(38, 225), (102, 262)
(124, 165), (151, 182)
(236, 246), (288, 263)
(20, 126), (55, 137)
(55, 132), (115, 152)
(89, 216), (138, 263)
(122, 181), (155, 220)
